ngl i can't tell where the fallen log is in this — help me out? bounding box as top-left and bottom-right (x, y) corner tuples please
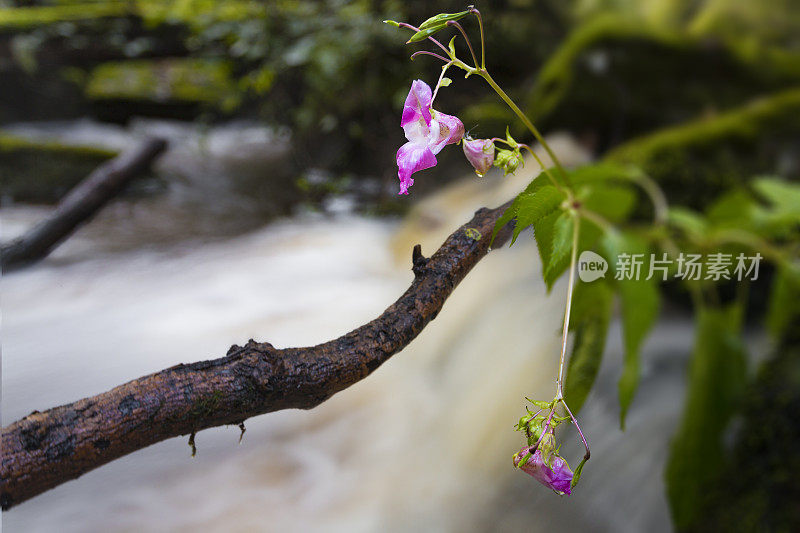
(1, 137), (167, 271)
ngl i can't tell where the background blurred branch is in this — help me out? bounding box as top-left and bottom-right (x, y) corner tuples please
(0, 200), (514, 510)
(0, 137), (167, 271)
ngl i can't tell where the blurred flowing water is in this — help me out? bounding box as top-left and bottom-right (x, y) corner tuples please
(2, 125), (690, 532)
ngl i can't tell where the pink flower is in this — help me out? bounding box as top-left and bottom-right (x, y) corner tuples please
(462, 137), (495, 176)
(396, 80), (464, 194)
(513, 446), (573, 495)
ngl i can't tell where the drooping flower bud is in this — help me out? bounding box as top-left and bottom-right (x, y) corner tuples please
(462, 137), (495, 176)
(513, 446), (574, 495)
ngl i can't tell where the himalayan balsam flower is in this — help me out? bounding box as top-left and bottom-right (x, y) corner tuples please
(396, 79), (464, 194)
(513, 446), (574, 495)
(462, 137), (495, 176)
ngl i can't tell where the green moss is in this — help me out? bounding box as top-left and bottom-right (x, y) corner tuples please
(190, 391), (224, 419)
(0, 133), (117, 203)
(0, 4), (129, 31)
(604, 88), (800, 207)
(136, 0), (266, 29)
(0, 1), (264, 31)
(524, 15), (800, 146)
(527, 15), (686, 120)
(85, 58), (239, 110)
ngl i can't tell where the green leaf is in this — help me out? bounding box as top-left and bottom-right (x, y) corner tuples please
(543, 212), (575, 289)
(603, 231), (660, 428)
(528, 399), (553, 410)
(665, 305), (748, 529)
(494, 163), (640, 289)
(752, 177), (800, 216)
(570, 454), (589, 490)
(524, 162), (637, 197)
(564, 280), (614, 412)
(448, 36), (457, 57)
(505, 126), (518, 148)
(668, 207), (708, 241)
(510, 186), (565, 245)
(706, 189), (757, 227)
(541, 215), (603, 291)
(439, 77), (452, 87)
(579, 183), (637, 223)
(490, 178), (566, 247)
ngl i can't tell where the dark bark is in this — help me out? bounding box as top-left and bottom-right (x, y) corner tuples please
(1, 137), (167, 272)
(0, 201), (513, 510)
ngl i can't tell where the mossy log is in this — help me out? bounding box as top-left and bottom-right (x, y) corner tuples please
(84, 58), (240, 121)
(0, 134), (118, 203)
(604, 87), (800, 208)
(524, 15), (800, 150)
(1, 137), (166, 271)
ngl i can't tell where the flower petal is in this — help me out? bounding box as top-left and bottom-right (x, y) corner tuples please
(401, 80), (433, 127)
(429, 111), (464, 154)
(513, 447), (573, 495)
(403, 115), (433, 144)
(396, 141), (437, 194)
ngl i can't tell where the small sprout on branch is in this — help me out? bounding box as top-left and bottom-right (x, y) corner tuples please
(188, 432), (197, 458)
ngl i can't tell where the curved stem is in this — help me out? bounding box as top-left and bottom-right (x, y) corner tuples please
(634, 171), (669, 226)
(519, 144), (569, 197)
(479, 70), (570, 185)
(447, 21), (478, 68)
(531, 408), (557, 453)
(431, 61), (454, 103)
(411, 50), (450, 64)
(470, 7), (486, 69)
(560, 399), (590, 459)
(577, 207), (613, 232)
(397, 22), (450, 55)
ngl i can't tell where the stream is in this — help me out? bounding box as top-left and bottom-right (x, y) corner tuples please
(2, 121), (690, 532)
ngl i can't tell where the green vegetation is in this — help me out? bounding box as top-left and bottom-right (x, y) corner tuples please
(86, 59), (240, 111)
(524, 14), (800, 148)
(605, 88), (800, 207)
(0, 3), (129, 31)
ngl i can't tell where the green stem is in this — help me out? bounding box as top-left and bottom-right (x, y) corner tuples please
(479, 70), (570, 186)
(518, 144), (567, 196)
(556, 212), (580, 398)
(470, 8), (486, 70)
(633, 171), (669, 226)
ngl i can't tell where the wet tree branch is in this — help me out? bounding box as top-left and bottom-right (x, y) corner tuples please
(1, 137), (167, 272)
(0, 201), (514, 510)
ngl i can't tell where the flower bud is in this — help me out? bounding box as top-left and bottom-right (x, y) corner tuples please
(462, 137), (495, 176)
(513, 446), (574, 495)
(494, 148), (523, 175)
